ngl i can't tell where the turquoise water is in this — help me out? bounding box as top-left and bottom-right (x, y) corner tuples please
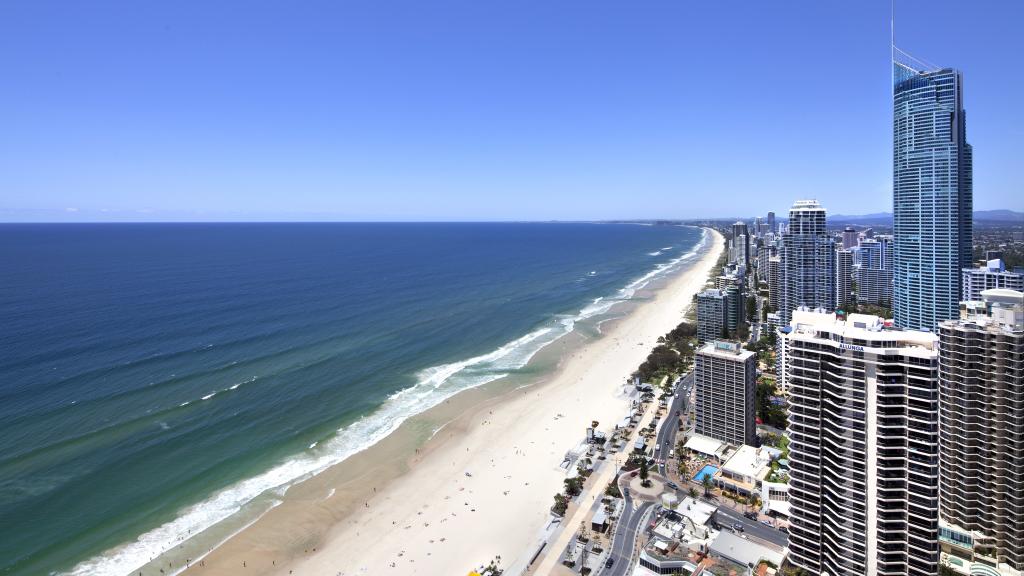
(693, 464), (719, 483)
(0, 222), (705, 575)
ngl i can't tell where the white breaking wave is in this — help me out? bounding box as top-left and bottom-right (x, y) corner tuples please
(66, 227), (709, 576)
(647, 250), (662, 256)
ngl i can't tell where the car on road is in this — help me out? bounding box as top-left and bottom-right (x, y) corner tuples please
(605, 557), (614, 567)
(733, 522), (744, 532)
(744, 511), (758, 520)
(761, 520), (773, 526)
(666, 481), (679, 490)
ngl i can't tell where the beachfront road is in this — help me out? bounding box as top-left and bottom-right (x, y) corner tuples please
(656, 371), (692, 474)
(605, 496), (654, 576)
(714, 505), (788, 547)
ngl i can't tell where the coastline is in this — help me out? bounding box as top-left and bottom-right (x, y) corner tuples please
(172, 227), (723, 576)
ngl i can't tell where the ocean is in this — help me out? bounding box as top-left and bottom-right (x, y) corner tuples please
(0, 222), (705, 575)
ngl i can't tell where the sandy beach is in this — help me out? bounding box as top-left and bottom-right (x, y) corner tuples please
(181, 228), (723, 576)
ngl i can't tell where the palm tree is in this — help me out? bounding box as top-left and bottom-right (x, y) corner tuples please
(688, 487), (698, 500)
(639, 458), (650, 487)
(702, 475), (714, 498)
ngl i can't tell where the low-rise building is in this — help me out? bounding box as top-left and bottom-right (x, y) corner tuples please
(638, 497), (716, 575)
(760, 480), (790, 518)
(683, 434), (728, 461)
(715, 444), (771, 497)
(709, 530), (786, 569)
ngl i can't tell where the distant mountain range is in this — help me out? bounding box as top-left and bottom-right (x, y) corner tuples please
(829, 210), (1023, 226)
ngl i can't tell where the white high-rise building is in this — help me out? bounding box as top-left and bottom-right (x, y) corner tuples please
(784, 310), (940, 576)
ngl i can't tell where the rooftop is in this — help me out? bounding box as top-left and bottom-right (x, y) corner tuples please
(789, 309), (938, 352)
(720, 445), (771, 480)
(684, 434), (727, 458)
(709, 530), (786, 568)
(790, 199), (823, 210)
(677, 496), (717, 527)
(953, 289), (1024, 333)
(698, 340), (755, 361)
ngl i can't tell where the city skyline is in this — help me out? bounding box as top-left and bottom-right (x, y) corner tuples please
(2, 1), (1022, 223)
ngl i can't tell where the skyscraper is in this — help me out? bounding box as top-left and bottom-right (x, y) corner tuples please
(938, 289), (1024, 571)
(836, 248), (853, 310)
(694, 341), (756, 446)
(730, 221), (751, 268)
(768, 256), (781, 311)
(767, 211), (776, 235)
(893, 58), (973, 330)
(784, 310), (940, 576)
(697, 289), (727, 344)
(779, 199), (835, 323)
(842, 226), (859, 250)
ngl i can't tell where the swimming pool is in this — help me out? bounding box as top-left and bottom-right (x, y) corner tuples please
(693, 464), (719, 483)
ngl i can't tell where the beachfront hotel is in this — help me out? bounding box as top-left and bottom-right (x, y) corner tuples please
(693, 341), (756, 447)
(783, 310), (940, 576)
(779, 199), (835, 324)
(893, 56), (973, 330)
(938, 289), (1024, 572)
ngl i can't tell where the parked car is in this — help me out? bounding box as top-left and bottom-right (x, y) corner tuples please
(744, 511), (758, 520)
(761, 520), (772, 526)
(605, 558), (614, 568)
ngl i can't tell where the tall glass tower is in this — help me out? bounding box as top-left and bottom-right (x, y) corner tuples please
(893, 59), (973, 330)
(779, 199), (835, 324)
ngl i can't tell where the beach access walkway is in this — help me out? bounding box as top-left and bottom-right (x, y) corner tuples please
(530, 394), (658, 574)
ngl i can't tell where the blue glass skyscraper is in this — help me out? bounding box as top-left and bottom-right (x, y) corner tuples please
(893, 58), (973, 330)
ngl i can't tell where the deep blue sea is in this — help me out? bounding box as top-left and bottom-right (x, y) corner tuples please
(0, 222), (704, 575)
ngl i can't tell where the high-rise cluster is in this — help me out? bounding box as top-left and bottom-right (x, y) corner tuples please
(778, 54), (1024, 576)
(691, 50), (1021, 576)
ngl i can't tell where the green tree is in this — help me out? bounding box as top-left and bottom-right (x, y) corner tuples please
(564, 476), (584, 497)
(702, 474), (714, 497)
(604, 481), (621, 498)
(552, 493), (569, 516)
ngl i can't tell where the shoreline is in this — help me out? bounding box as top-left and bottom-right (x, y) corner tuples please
(167, 227), (723, 576)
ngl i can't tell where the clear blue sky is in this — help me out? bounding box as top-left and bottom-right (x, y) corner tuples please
(1, 0), (1021, 222)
